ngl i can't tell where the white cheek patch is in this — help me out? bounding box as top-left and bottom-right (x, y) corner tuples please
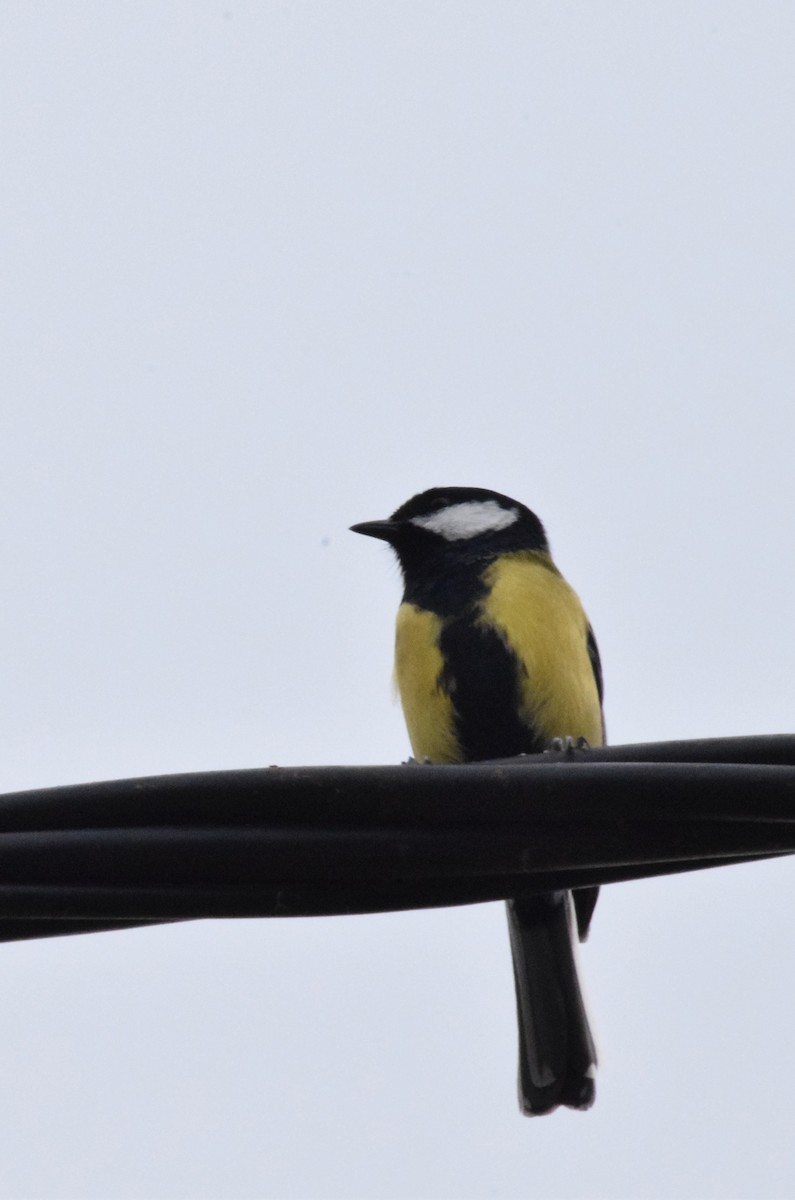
(410, 499), (519, 541)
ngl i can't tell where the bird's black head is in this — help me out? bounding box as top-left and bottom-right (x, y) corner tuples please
(351, 487), (549, 590)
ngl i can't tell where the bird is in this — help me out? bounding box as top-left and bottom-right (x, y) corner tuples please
(351, 486), (605, 1116)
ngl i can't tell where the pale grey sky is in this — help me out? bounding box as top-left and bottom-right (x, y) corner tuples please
(2, 2), (795, 1197)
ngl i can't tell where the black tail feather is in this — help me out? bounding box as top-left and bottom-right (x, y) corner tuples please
(506, 890), (597, 1116)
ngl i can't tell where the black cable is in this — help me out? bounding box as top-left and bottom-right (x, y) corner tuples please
(0, 736), (792, 942)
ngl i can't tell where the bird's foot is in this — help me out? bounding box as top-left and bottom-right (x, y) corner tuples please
(545, 735), (591, 756)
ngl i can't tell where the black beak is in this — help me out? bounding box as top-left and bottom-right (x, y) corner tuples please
(349, 520), (399, 543)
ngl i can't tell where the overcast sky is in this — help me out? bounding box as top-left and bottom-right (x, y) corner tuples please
(2, 2), (795, 1197)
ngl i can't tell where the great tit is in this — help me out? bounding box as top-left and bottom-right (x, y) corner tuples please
(351, 486), (605, 1116)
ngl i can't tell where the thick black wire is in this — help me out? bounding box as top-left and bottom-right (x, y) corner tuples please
(1, 736), (794, 942)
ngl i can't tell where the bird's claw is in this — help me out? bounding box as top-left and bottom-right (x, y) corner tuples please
(545, 735), (591, 756)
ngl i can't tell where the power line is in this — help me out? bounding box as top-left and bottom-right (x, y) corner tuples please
(0, 735), (793, 942)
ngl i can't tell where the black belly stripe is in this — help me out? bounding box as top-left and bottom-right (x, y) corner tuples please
(437, 615), (547, 762)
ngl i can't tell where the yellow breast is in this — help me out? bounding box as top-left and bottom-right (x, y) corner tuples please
(394, 603), (461, 763)
(478, 552), (604, 747)
(394, 551), (604, 764)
